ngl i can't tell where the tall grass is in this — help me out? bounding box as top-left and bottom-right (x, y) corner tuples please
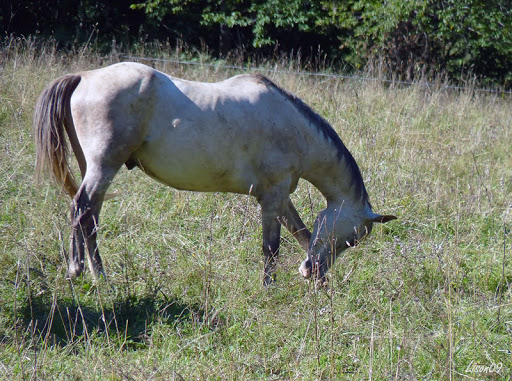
(1, 37), (511, 380)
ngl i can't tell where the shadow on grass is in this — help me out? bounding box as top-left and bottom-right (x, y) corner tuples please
(19, 289), (203, 349)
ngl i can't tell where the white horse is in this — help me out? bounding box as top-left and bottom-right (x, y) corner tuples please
(34, 62), (396, 285)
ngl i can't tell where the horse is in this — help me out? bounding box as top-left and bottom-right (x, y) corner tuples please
(34, 62), (396, 286)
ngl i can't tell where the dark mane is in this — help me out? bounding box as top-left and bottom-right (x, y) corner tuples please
(252, 74), (369, 203)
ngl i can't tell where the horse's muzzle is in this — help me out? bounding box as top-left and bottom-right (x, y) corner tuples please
(299, 258), (329, 287)
(299, 259), (312, 278)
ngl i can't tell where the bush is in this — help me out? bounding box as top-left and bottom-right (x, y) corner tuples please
(132, 0), (512, 85)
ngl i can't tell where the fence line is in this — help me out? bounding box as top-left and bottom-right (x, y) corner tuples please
(122, 55), (511, 95)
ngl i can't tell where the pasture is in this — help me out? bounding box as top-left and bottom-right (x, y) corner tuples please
(1, 39), (511, 380)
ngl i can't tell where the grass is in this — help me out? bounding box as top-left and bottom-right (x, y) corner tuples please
(1, 36), (511, 380)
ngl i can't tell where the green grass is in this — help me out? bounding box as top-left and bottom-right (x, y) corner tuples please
(1, 37), (511, 380)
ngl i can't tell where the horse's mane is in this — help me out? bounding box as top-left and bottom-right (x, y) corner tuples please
(252, 74), (369, 204)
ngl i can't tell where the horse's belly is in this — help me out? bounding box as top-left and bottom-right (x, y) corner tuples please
(144, 163), (252, 194)
(133, 142), (256, 194)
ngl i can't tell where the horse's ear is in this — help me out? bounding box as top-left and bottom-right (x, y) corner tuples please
(372, 214), (397, 223)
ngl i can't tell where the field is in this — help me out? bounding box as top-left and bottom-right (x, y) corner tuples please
(1, 39), (511, 380)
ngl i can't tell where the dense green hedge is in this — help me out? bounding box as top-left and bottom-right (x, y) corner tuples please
(3, 0), (511, 85)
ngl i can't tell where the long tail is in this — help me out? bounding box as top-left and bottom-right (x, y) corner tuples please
(34, 74), (82, 198)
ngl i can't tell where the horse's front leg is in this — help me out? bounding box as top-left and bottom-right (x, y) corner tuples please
(259, 189), (289, 286)
(279, 198), (315, 280)
(261, 214), (281, 286)
(281, 198), (311, 251)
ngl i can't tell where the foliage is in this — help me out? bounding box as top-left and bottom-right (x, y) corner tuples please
(131, 0), (512, 84)
(1, 0), (148, 48)
(328, 0), (512, 82)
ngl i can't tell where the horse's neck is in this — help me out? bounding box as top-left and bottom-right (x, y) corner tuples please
(301, 134), (367, 208)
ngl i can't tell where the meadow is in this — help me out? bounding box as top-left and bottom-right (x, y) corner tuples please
(0, 38), (511, 380)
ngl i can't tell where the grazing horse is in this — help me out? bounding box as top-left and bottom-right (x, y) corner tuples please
(34, 62), (396, 285)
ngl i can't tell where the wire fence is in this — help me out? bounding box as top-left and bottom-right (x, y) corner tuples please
(122, 55), (512, 95)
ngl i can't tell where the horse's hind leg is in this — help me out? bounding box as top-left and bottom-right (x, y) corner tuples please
(68, 165), (119, 280)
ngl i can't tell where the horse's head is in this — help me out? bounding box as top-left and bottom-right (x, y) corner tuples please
(299, 203), (396, 283)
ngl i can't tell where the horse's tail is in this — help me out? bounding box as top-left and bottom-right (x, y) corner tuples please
(34, 74), (83, 198)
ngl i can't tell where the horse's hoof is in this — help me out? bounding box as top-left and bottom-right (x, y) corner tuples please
(67, 264), (83, 279)
(315, 276), (329, 288)
(263, 274), (275, 287)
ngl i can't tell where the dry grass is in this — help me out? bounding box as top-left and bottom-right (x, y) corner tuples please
(1, 37), (511, 380)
